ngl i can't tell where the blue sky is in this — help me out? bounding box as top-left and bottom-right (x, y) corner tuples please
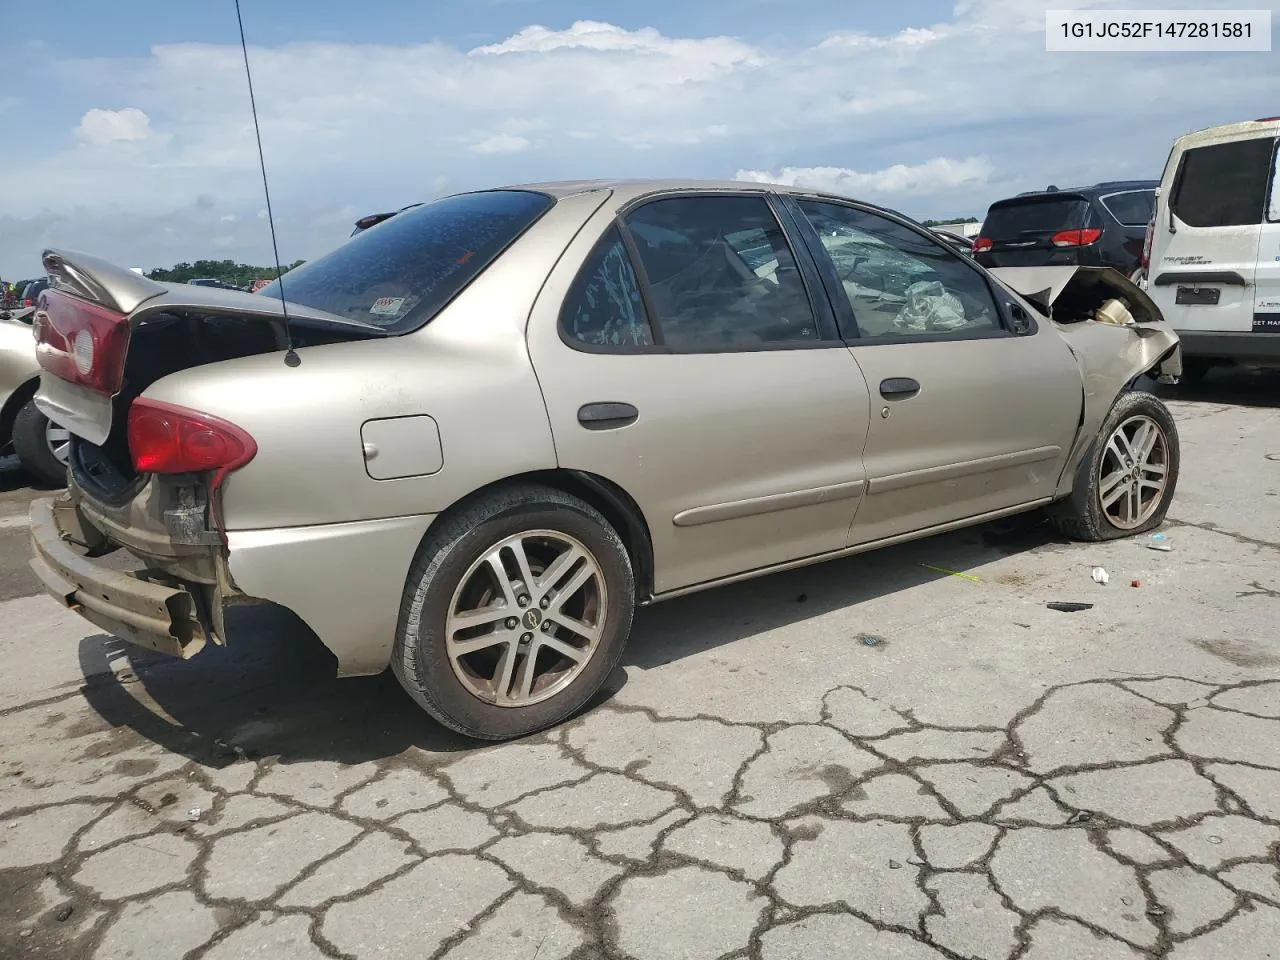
(2, 0), (1277, 276)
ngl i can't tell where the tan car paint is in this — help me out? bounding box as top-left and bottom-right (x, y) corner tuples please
(29, 181), (1181, 679)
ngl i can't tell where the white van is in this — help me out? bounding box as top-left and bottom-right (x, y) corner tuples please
(1144, 117), (1280, 383)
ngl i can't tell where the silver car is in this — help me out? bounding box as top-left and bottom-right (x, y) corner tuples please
(28, 180), (1182, 740)
(1, 298), (72, 485)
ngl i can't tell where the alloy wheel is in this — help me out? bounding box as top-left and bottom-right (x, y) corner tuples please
(1098, 414), (1169, 530)
(45, 421), (72, 466)
(445, 531), (607, 707)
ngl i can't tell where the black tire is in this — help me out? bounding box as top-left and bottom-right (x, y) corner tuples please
(12, 399), (69, 487)
(1047, 390), (1179, 542)
(1177, 357), (1213, 388)
(392, 483), (635, 740)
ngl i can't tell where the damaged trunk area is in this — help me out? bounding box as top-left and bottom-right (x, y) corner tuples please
(73, 309), (372, 504)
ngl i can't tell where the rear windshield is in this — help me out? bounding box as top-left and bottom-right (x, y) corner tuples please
(1100, 190), (1155, 226)
(263, 190), (553, 332)
(982, 196), (1089, 239)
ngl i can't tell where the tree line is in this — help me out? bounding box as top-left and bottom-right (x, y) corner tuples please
(145, 259), (305, 287)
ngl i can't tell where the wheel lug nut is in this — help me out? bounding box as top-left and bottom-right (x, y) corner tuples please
(539, 598), (549, 610)
(542, 621), (553, 632)
(521, 633), (533, 643)
(505, 618), (518, 630)
(517, 594), (530, 607)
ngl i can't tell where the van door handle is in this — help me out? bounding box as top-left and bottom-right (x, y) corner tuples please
(578, 402), (639, 430)
(879, 378), (920, 399)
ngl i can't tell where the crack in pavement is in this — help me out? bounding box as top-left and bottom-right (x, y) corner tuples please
(4, 673), (1280, 960)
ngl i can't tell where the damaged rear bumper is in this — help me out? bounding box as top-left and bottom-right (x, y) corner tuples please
(28, 496), (209, 659)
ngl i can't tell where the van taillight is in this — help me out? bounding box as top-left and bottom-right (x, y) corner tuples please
(1051, 228), (1102, 247)
(33, 289), (130, 396)
(1141, 219), (1155, 272)
(127, 399), (257, 477)
(973, 237), (994, 253)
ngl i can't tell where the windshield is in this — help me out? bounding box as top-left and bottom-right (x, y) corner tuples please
(983, 196), (1089, 239)
(262, 190), (554, 332)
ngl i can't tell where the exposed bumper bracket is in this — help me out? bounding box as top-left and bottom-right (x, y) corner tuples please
(28, 496), (208, 659)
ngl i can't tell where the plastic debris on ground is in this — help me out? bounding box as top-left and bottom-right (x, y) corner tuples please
(1131, 579), (1142, 588)
(186, 807), (202, 822)
(1149, 532), (1173, 552)
(1091, 566), (1109, 585)
(858, 634), (884, 647)
(1046, 602), (1094, 613)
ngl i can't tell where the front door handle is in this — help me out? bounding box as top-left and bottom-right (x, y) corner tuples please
(879, 377), (920, 399)
(578, 402), (639, 430)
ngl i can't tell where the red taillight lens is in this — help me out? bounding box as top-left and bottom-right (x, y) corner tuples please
(33, 289), (130, 395)
(127, 399), (257, 476)
(1141, 219), (1155, 272)
(23, 298), (33, 307)
(972, 236), (994, 253)
(1051, 228), (1102, 247)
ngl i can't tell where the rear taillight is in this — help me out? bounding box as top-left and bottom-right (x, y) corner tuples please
(972, 236), (994, 253)
(33, 289), (130, 395)
(1141, 219), (1155, 272)
(127, 399), (257, 477)
(23, 298), (33, 307)
(1050, 228), (1102, 247)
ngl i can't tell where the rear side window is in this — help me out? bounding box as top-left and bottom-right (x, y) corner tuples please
(623, 195), (819, 351)
(1100, 190), (1155, 226)
(982, 197), (1089, 239)
(264, 190), (553, 332)
(561, 226), (654, 348)
(1170, 138), (1275, 228)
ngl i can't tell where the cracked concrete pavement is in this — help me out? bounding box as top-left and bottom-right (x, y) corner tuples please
(2, 373), (1279, 960)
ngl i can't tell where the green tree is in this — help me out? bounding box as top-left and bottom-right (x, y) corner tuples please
(146, 259), (304, 288)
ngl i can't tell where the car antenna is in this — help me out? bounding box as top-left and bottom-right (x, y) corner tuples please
(234, 0), (300, 368)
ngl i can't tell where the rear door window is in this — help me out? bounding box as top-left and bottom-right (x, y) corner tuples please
(264, 190), (553, 332)
(1100, 190), (1155, 226)
(1170, 137), (1275, 228)
(982, 197), (1089, 240)
(622, 195), (820, 351)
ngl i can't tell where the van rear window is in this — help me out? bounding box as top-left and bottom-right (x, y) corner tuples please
(982, 197), (1089, 239)
(1100, 190), (1155, 227)
(262, 190), (554, 332)
(1170, 138), (1274, 228)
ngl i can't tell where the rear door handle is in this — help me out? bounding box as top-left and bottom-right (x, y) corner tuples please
(577, 402), (639, 430)
(879, 377), (920, 399)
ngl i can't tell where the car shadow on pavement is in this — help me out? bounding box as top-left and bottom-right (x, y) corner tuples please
(1155, 364), (1280, 409)
(624, 512), (1064, 671)
(75, 513), (1062, 768)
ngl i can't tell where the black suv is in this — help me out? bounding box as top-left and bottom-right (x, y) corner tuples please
(973, 181), (1156, 276)
(21, 277), (49, 308)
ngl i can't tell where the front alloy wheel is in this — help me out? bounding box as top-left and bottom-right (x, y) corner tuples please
(1097, 414), (1169, 530)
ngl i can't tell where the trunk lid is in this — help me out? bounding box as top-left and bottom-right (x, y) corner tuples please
(33, 249), (385, 446)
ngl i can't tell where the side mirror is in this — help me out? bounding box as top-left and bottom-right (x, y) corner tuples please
(1009, 303), (1034, 335)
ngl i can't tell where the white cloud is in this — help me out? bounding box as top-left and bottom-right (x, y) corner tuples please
(736, 157), (995, 199)
(75, 107), (153, 145)
(470, 133), (531, 154)
(4, 0), (1277, 274)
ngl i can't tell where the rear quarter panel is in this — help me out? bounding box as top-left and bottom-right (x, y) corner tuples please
(139, 190), (610, 531)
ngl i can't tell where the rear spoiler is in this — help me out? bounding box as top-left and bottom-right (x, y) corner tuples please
(41, 248), (384, 334)
(988, 266), (1164, 324)
(43, 249), (167, 314)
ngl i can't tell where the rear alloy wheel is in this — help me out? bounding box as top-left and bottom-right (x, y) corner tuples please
(11, 399), (70, 487)
(1048, 391), (1179, 541)
(392, 484), (634, 740)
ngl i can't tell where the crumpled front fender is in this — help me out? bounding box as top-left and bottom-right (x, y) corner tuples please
(990, 266), (1182, 497)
